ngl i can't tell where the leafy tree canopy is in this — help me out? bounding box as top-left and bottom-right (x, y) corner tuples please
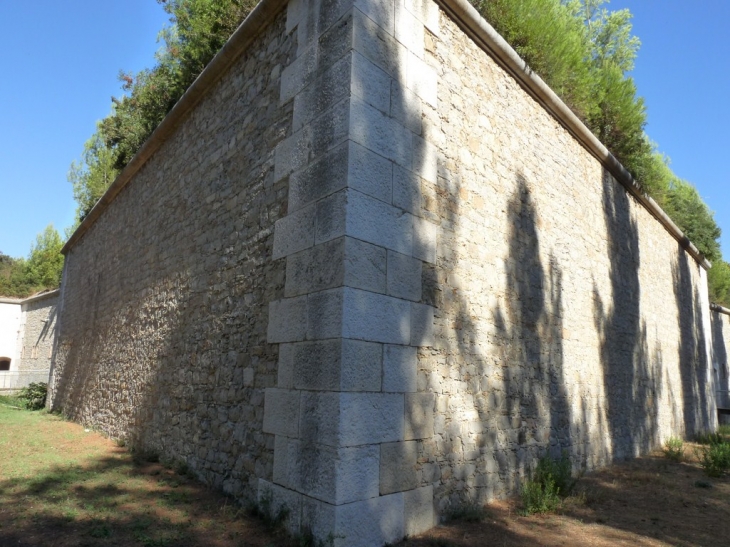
(0, 226), (64, 298)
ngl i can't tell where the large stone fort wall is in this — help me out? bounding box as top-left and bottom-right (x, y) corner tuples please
(49, 0), (717, 544)
(50, 8), (293, 498)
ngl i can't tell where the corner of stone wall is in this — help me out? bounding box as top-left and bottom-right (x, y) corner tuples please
(262, 0), (440, 544)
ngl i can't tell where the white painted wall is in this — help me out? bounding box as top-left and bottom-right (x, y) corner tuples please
(0, 301), (22, 371)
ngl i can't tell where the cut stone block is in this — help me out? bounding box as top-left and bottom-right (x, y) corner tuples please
(380, 440), (418, 494)
(285, 440), (380, 504)
(383, 344), (418, 392)
(302, 492), (406, 547)
(277, 338), (382, 392)
(387, 250), (422, 301)
(404, 485), (435, 536)
(258, 479), (303, 533)
(300, 391), (405, 446)
(267, 296), (308, 343)
(263, 388), (301, 438)
(342, 287), (411, 344)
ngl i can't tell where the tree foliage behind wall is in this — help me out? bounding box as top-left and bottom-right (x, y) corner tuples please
(0, 226), (64, 298)
(67, 0), (728, 306)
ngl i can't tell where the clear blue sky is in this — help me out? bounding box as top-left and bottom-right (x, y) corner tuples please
(0, 1), (728, 260)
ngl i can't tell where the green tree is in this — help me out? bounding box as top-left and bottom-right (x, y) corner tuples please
(709, 260), (730, 307)
(24, 225), (64, 290)
(68, 130), (119, 223)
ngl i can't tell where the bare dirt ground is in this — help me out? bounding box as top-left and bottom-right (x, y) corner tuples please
(1, 403), (729, 547)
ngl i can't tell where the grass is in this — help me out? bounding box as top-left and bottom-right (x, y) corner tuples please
(0, 404), (301, 547)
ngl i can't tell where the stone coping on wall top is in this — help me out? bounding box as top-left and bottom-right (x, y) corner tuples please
(711, 303), (730, 316)
(0, 289), (60, 306)
(61, 0), (710, 272)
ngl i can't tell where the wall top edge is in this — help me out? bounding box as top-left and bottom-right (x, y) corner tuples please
(0, 289), (60, 306)
(711, 303), (730, 316)
(61, 0), (288, 255)
(435, 0), (710, 271)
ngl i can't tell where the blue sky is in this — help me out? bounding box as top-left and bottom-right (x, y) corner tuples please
(0, 1), (727, 259)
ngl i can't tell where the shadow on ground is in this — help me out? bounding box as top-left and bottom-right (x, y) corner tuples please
(0, 449), (293, 547)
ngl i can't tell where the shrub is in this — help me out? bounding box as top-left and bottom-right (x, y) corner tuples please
(521, 451), (575, 515)
(663, 437), (684, 461)
(695, 442), (730, 477)
(17, 382), (47, 410)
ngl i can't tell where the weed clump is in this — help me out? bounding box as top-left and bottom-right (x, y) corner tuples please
(663, 437), (684, 461)
(695, 430), (724, 445)
(521, 451), (576, 515)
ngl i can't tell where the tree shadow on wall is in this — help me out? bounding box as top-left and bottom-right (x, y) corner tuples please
(711, 311), (729, 409)
(592, 167), (663, 459)
(674, 245), (712, 435)
(426, 168), (579, 510)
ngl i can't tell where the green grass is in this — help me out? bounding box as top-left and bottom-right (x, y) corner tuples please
(0, 404), (298, 546)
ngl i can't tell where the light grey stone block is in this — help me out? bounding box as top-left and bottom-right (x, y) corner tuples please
(288, 141), (347, 212)
(350, 97), (413, 169)
(351, 50), (392, 114)
(352, 9), (405, 78)
(412, 134), (438, 183)
(342, 287), (410, 344)
(316, 189), (348, 243)
(300, 391), (340, 445)
(405, 392), (434, 440)
(295, 0), (354, 56)
(387, 250), (422, 301)
(404, 0), (440, 36)
(340, 338), (383, 391)
(258, 479), (303, 534)
(391, 81), (422, 136)
(413, 215), (437, 263)
(286, 0), (305, 34)
(307, 288), (344, 340)
(275, 98), (351, 182)
(263, 388), (301, 437)
(383, 344), (417, 392)
(293, 53), (353, 132)
(267, 296), (308, 343)
(380, 440), (418, 494)
(347, 189), (414, 255)
(354, 0), (395, 34)
(281, 338), (382, 392)
(300, 391), (405, 446)
(393, 164), (422, 214)
(339, 392), (405, 445)
(404, 485), (435, 536)
(273, 203), (316, 260)
(395, 0), (425, 58)
(410, 302), (434, 345)
(347, 140), (393, 205)
(286, 441), (380, 504)
(344, 237), (387, 294)
(285, 238), (346, 297)
(333, 492), (405, 547)
(406, 50), (437, 108)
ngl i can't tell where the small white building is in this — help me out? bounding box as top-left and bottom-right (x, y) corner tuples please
(0, 289), (59, 392)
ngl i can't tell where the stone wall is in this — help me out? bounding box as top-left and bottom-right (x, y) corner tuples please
(19, 293), (58, 372)
(0, 301), (21, 369)
(49, 7), (293, 498)
(48, 0), (718, 544)
(411, 3), (715, 510)
(712, 307), (730, 409)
